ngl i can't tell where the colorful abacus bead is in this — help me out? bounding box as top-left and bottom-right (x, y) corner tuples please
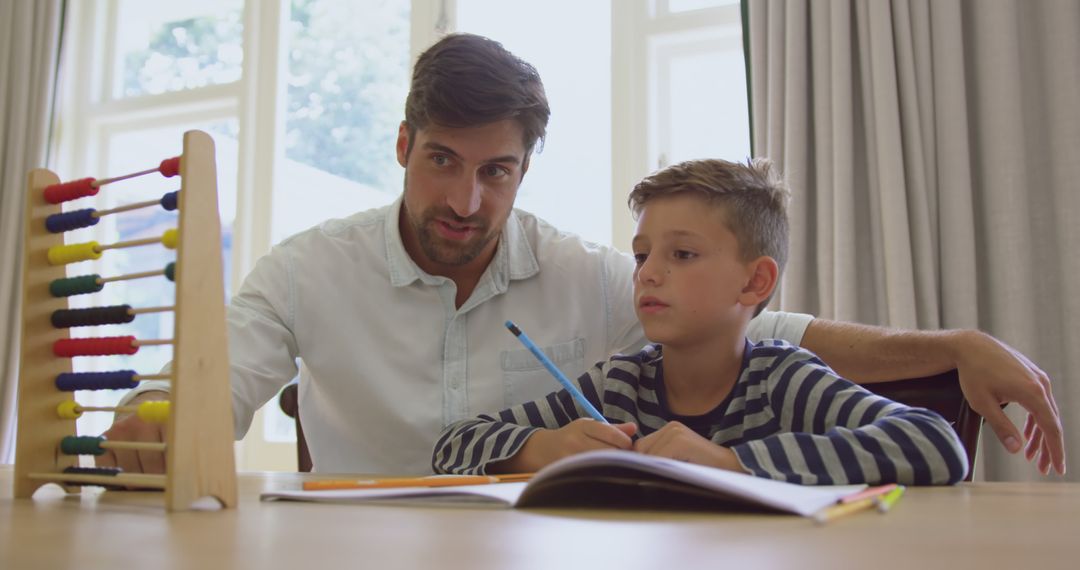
(136, 401), (170, 424)
(56, 400), (82, 419)
(45, 209), (99, 233)
(43, 178), (98, 204)
(60, 436), (107, 456)
(159, 156), (180, 177)
(47, 242), (101, 265)
(161, 229), (179, 249)
(55, 370), (139, 391)
(51, 305), (135, 328)
(49, 274), (105, 297)
(54, 336), (139, 357)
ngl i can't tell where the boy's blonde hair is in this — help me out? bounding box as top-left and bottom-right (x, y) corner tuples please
(627, 158), (790, 315)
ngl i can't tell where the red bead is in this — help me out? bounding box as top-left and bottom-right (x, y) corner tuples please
(159, 156), (181, 178)
(53, 336), (138, 357)
(44, 178), (98, 204)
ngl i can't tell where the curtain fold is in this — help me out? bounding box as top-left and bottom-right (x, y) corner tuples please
(747, 0), (1079, 481)
(0, 0), (64, 464)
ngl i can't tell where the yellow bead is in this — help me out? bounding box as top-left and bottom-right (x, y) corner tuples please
(47, 242), (102, 265)
(161, 229), (179, 250)
(56, 400), (82, 419)
(137, 401), (170, 424)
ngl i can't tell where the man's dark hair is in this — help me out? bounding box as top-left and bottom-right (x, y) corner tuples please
(404, 33), (550, 156)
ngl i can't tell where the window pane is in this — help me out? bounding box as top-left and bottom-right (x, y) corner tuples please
(274, 0), (410, 243)
(666, 45), (750, 162)
(105, 122), (238, 296)
(116, 0), (244, 98)
(71, 122), (239, 437)
(666, 0), (739, 13)
(457, 0), (613, 247)
(650, 29), (750, 168)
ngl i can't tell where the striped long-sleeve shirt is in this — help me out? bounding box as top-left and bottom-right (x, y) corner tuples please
(432, 340), (969, 485)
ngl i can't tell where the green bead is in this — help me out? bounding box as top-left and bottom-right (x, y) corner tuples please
(60, 435), (105, 456)
(165, 262), (176, 282)
(49, 275), (104, 297)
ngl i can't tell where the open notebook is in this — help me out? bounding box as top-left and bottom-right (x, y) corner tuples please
(261, 450), (865, 517)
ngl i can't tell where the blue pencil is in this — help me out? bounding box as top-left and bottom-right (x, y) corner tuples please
(504, 320), (609, 423)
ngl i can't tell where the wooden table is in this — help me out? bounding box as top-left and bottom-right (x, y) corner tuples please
(1, 466), (1078, 569)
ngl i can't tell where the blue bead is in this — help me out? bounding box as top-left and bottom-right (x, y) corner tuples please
(160, 191), (179, 211)
(55, 370), (138, 391)
(45, 209), (99, 233)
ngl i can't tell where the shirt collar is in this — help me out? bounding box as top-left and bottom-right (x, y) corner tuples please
(384, 197), (540, 288)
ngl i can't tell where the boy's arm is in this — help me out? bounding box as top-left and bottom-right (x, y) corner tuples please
(799, 319), (1064, 475)
(431, 414), (543, 476)
(729, 347), (969, 486)
(432, 365), (608, 475)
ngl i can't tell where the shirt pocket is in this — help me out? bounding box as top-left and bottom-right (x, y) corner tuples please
(500, 337), (586, 407)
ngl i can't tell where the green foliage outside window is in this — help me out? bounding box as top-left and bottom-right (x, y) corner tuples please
(124, 0), (409, 191)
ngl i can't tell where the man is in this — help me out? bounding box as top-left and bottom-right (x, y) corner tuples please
(101, 33), (1064, 477)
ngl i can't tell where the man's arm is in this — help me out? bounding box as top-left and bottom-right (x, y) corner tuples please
(799, 318), (1065, 476)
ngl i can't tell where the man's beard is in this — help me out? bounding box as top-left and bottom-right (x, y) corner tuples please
(409, 206), (496, 267)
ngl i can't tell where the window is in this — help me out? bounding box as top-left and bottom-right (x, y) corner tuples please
(612, 0), (750, 249)
(56, 0), (244, 451)
(273, 0), (410, 243)
(112, 0), (244, 98)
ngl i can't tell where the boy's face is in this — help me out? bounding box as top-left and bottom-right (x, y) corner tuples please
(631, 194), (758, 347)
(396, 119), (529, 273)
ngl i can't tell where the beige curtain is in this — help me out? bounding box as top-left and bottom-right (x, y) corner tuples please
(747, 0), (1079, 481)
(0, 0), (64, 463)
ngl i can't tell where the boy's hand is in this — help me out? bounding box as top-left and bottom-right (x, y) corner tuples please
(94, 391), (169, 474)
(547, 418), (637, 458)
(492, 419), (637, 473)
(634, 421), (746, 473)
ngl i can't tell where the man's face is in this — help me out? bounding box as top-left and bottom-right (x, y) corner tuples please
(396, 119), (528, 272)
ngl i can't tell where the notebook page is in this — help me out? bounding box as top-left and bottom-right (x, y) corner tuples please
(261, 481), (528, 508)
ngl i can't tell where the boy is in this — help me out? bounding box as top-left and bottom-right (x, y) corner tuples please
(432, 158), (968, 485)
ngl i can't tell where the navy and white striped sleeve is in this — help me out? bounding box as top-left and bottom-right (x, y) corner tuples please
(731, 347), (969, 486)
(431, 362), (608, 475)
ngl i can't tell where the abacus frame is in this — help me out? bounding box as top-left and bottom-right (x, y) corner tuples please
(13, 130), (237, 511)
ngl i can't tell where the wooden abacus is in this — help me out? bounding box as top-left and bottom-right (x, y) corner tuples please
(13, 129), (237, 511)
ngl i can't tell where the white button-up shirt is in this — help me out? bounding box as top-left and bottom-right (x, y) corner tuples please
(142, 197), (813, 474)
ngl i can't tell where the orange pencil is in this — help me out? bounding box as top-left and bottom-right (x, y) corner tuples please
(302, 473), (533, 491)
(813, 497), (877, 524)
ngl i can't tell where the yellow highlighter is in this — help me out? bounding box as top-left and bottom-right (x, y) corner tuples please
(875, 485), (906, 513)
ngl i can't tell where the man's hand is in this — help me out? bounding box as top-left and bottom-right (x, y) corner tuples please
(800, 319), (1066, 476)
(952, 331), (1066, 475)
(489, 419), (637, 473)
(633, 421), (746, 472)
(95, 391), (169, 474)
